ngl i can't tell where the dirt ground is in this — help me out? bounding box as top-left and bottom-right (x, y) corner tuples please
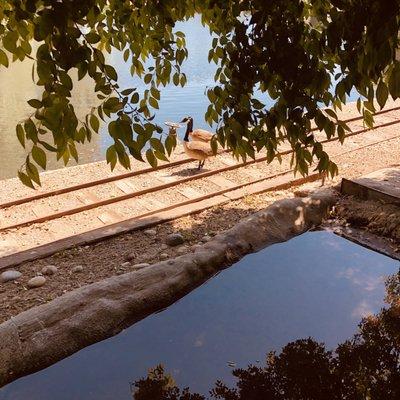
(326, 196), (400, 257)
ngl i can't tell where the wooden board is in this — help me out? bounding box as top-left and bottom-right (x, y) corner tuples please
(114, 180), (135, 194)
(206, 175), (236, 189)
(178, 187), (202, 199)
(341, 167), (400, 206)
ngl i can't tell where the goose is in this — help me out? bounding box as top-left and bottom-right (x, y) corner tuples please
(180, 116), (214, 169)
(182, 117), (214, 142)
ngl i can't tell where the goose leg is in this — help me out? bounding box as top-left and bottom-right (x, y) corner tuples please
(198, 160), (202, 170)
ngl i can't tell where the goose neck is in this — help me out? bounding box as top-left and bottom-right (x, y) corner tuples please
(184, 119), (193, 142)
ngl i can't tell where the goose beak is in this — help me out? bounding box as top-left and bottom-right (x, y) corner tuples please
(180, 118), (187, 123)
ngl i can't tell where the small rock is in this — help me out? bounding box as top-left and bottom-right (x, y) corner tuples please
(159, 253), (169, 260)
(124, 252), (137, 262)
(144, 229), (157, 236)
(72, 265), (84, 273)
(201, 235), (211, 243)
(27, 276), (46, 289)
(0, 270), (22, 283)
(131, 263), (150, 270)
(191, 244), (202, 252)
(161, 243), (169, 250)
(41, 265), (58, 276)
(121, 262), (131, 268)
(293, 189), (310, 198)
(165, 233), (184, 247)
(176, 246), (188, 255)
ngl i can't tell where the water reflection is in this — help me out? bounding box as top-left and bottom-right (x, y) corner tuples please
(132, 271), (400, 400)
(1, 232), (398, 400)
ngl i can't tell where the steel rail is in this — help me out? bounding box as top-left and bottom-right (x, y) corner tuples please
(1, 105), (399, 210)
(1, 125), (399, 233)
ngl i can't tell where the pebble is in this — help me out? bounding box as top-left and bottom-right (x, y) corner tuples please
(144, 229), (157, 236)
(176, 246), (188, 255)
(131, 263), (150, 270)
(161, 244), (169, 250)
(124, 252), (137, 262)
(294, 189), (310, 198)
(159, 253), (169, 260)
(201, 235), (211, 242)
(0, 270), (22, 283)
(191, 244), (202, 252)
(41, 265), (58, 276)
(72, 265), (84, 273)
(27, 276), (46, 289)
(165, 233), (184, 246)
(121, 262), (131, 268)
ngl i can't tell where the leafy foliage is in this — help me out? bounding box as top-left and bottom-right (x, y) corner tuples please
(1, 0), (400, 186)
(132, 270), (400, 400)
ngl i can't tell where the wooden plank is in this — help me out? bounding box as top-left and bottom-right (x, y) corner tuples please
(76, 191), (101, 205)
(178, 187), (202, 199)
(97, 211), (123, 225)
(206, 175), (236, 189)
(241, 168), (261, 180)
(219, 156), (237, 166)
(114, 180), (135, 194)
(32, 203), (54, 218)
(156, 174), (177, 184)
(341, 176), (400, 206)
(224, 173), (320, 201)
(136, 198), (166, 211)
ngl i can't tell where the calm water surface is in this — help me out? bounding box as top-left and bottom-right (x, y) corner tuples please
(0, 17), (360, 180)
(1, 231), (398, 399)
(0, 17), (217, 180)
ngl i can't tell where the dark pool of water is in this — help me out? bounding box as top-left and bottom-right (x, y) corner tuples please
(1, 231), (398, 399)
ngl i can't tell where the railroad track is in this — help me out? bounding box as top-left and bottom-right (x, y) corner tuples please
(0, 106), (400, 267)
(1, 105), (399, 211)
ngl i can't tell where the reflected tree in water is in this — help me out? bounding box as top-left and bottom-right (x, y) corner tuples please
(131, 271), (400, 400)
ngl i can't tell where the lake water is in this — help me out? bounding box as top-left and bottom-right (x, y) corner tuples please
(0, 16), (361, 181)
(1, 231), (398, 399)
(0, 16), (218, 180)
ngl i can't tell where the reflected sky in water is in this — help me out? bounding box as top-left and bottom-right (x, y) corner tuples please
(1, 231), (398, 400)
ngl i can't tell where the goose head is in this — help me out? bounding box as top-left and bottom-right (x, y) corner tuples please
(180, 116), (193, 124)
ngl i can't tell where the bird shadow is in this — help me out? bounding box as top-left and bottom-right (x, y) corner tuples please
(168, 167), (211, 177)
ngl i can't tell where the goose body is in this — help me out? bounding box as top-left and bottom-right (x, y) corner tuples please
(189, 128), (214, 143)
(181, 117), (214, 169)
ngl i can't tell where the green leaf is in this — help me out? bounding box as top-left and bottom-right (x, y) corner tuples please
(32, 145), (47, 169)
(131, 92), (139, 103)
(106, 145), (117, 170)
(28, 99), (42, 109)
(69, 143), (79, 162)
(26, 159), (41, 185)
(121, 88), (135, 96)
(149, 97), (159, 109)
(145, 149), (157, 168)
(18, 171), (35, 189)
(150, 137), (164, 154)
(16, 124), (25, 147)
(0, 49), (8, 67)
(105, 65), (118, 81)
(376, 81), (389, 110)
(86, 32), (101, 44)
(389, 63), (400, 99)
(90, 114), (100, 133)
